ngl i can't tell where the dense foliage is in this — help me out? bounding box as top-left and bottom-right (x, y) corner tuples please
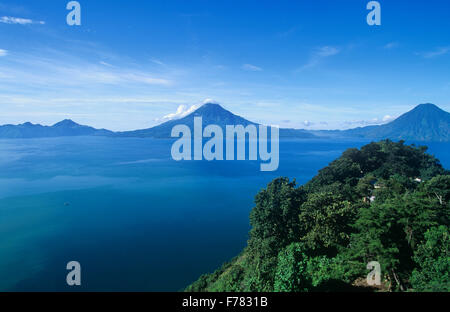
(186, 140), (450, 292)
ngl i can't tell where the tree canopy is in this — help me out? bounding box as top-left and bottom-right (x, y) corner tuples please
(186, 140), (449, 292)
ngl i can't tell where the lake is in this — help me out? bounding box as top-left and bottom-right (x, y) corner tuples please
(0, 137), (448, 291)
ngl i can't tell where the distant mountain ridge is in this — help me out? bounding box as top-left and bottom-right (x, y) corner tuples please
(343, 103), (450, 141)
(0, 119), (112, 139)
(1, 103), (449, 141)
(312, 103), (450, 142)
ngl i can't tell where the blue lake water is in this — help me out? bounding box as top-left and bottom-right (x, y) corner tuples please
(0, 137), (448, 291)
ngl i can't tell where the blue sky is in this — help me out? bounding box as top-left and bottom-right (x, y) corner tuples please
(0, 0), (449, 131)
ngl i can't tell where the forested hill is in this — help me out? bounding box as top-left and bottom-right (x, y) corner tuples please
(186, 140), (450, 292)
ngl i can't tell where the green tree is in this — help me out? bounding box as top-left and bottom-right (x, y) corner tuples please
(274, 243), (348, 292)
(299, 191), (357, 252)
(274, 243), (311, 292)
(410, 226), (450, 291)
(247, 178), (304, 291)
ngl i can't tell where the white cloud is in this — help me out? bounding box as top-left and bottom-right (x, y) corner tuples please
(342, 114), (396, 128)
(298, 46), (340, 71)
(0, 16), (45, 25)
(124, 73), (171, 86)
(151, 58), (166, 66)
(202, 98), (219, 104)
(384, 42), (399, 49)
(0, 49), (7, 56)
(382, 115), (395, 122)
(242, 64), (263, 71)
(157, 104), (200, 123)
(0, 53), (173, 87)
(99, 61), (113, 67)
(316, 46), (340, 57)
(419, 47), (450, 59)
(158, 98), (219, 122)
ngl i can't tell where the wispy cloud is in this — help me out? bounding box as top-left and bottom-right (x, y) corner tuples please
(120, 73), (172, 86)
(342, 115), (396, 128)
(99, 61), (114, 67)
(0, 52), (173, 88)
(316, 46), (340, 57)
(151, 58), (166, 66)
(0, 16), (45, 25)
(0, 49), (7, 56)
(242, 64), (263, 71)
(418, 47), (450, 58)
(298, 46), (340, 71)
(384, 42), (399, 49)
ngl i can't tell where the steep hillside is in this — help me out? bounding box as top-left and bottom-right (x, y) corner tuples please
(186, 140), (450, 292)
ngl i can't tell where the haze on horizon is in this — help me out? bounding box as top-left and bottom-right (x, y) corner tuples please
(0, 0), (449, 131)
